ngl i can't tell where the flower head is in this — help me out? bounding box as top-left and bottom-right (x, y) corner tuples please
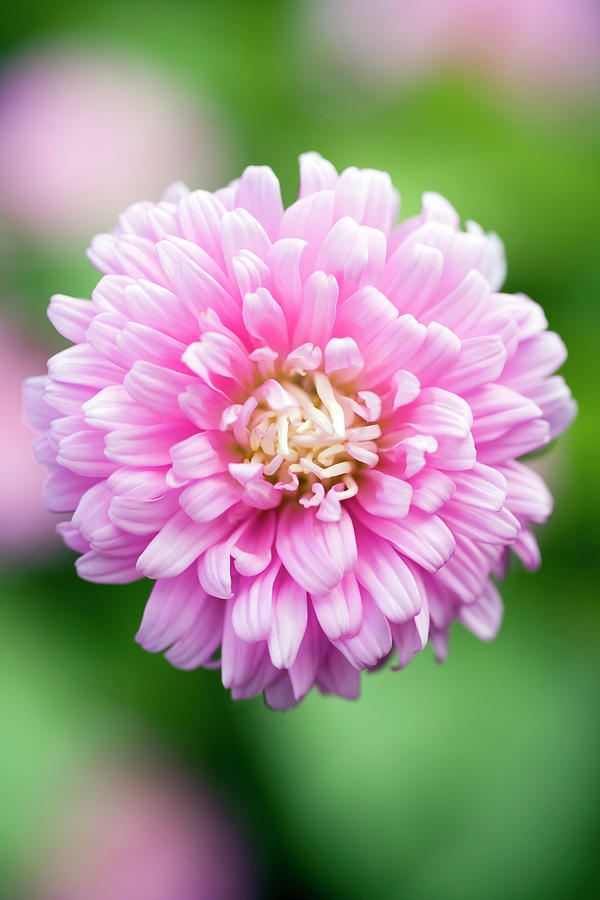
(25, 154), (576, 707)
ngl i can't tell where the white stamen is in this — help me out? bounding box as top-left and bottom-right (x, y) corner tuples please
(238, 370), (382, 511)
(313, 371), (346, 436)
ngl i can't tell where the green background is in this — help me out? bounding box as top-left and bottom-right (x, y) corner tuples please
(1, 1), (598, 897)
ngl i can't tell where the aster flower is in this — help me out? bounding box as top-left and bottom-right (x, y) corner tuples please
(25, 154), (576, 708)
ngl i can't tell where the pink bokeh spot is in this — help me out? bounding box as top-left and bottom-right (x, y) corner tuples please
(25, 154), (576, 707)
(312, 0), (600, 95)
(0, 46), (226, 239)
(28, 758), (257, 900)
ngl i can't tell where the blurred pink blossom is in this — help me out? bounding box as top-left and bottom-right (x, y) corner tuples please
(29, 758), (257, 900)
(311, 0), (600, 96)
(0, 314), (57, 558)
(0, 46), (227, 240)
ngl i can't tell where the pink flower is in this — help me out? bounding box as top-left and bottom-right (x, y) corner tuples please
(0, 46), (225, 240)
(25, 154), (576, 708)
(311, 0), (600, 97)
(0, 313), (57, 558)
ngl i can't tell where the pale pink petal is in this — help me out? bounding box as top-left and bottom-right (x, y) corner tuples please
(311, 572), (362, 641)
(47, 294), (95, 343)
(335, 591), (392, 669)
(179, 475), (242, 523)
(242, 287), (289, 351)
(276, 505), (355, 597)
(459, 582), (503, 641)
(354, 527), (423, 623)
(392, 604), (430, 669)
(500, 460), (553, 523)
(293, 271), (338, 348)
(137, 509), (234, 579)
(298, 151), (338, 197)
(235, 165), (284, 240)
(409, 468), (456, 513)
(316, 647), (360, 699)
(268, 573), (308, 668)
(169, 433), (227, 481)
(76, 550), (139, 584)
(356, 469), (412, 519)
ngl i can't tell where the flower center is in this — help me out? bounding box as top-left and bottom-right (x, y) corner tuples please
(225, 371), (382, 511)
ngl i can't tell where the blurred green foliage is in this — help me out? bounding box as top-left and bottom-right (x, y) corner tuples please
(1, 1), (598, 898)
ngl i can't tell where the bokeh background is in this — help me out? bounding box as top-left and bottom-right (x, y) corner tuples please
(1, 1), (598, 897)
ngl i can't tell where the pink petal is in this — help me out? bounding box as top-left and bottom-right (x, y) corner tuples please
(459, 582), (503, 641)
(409, 468), (454, 514)
(335, 591), (392, 669)
(316, 217), (386, 301)
(276, 505), (356, 597)
(165, 595), (224, 670)
(76, 550), (139, 584)
(404, 321), (461, 386)
(169, 433), (227, 481)
(48, 344), (124, 388)
(500, 460), (553, 524)
(135, 567), (205, 652)
(221, 597), (270, 692)
(47, 294), (95, 343)
(268, 573), (308, 668)
(442, 335), (507, 394)
(311, 572), (362, 641)
(179, 475), (242, 523)
(105, 422), (193, 467)
(392, 604), (430, 669)
(316, 647), (360, 700)
(298, 151), (338, 197)
(56, 430), (114, 478)
(242, 287), (289, 351)
(384, 242), (443, 316)
(221, 208), (271, 279)
(232, 559), (281, 642)
(404, 387), (473, 439)
(177, 189), (227, 268)
(324, 336), (364, 382)
(354, 528), (422, 623)
(137, 509), (234, 579)
(356, 469), (412, 520)
(232, 511), (276, 576)
(123, 361), (192, 416)
(293, 271), (338, 348)
(235, 165), (284, 240)
(353, 506), (455, 573)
